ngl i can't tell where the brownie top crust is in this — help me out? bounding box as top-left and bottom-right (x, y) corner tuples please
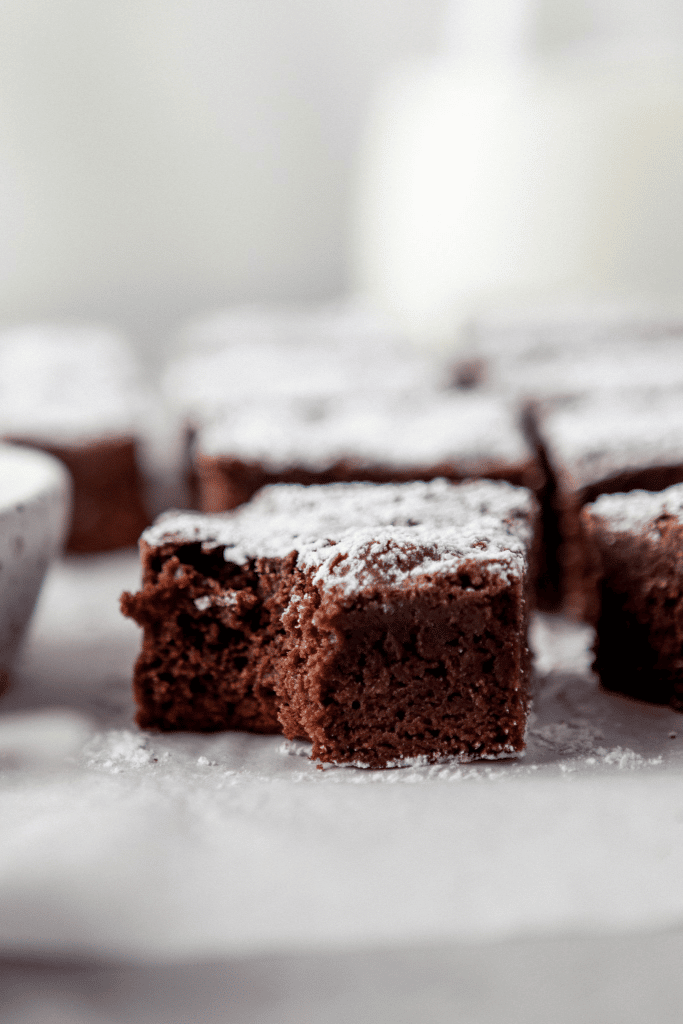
(540, 391), (683, 491)
(197, 392), (531, 471)
(142, 478), (535, 596)
(585, 482), (683, 534)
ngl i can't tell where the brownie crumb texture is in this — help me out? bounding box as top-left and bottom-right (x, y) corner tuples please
(122, 478), (537, 767)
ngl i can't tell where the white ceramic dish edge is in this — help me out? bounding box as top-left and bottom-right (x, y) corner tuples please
(0, 442), (71, 688)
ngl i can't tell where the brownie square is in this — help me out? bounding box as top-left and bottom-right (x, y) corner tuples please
(0, 325), (151, 552)
(122, 478), (537, 767)
(583, 483), (683, 708)
(532, 390), (683, 618)
(194, 392), (541, 510)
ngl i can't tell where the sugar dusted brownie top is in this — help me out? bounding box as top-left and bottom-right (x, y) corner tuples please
(585, 482), (683, 534)
(0, 324), (144, 443)
(541, 390), (683, 491)
(143, 478), (536, 596)
(197, 392), (531, 472)
(164, 304), (448, 422)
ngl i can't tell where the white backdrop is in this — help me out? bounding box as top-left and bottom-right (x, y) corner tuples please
(0, 0), (443, 364)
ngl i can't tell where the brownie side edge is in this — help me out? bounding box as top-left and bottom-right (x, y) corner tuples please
(276, 557), (531, 768)
(583, 507), (683, 708)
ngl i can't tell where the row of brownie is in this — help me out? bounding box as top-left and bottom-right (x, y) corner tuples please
(180, 305), (683, 622)
(121, 474), (683, 768)
(453, 318), (683, 617)
(189, 386), (683, 625)
(5, 306), (683, 598)
(0, 310), (450, 553)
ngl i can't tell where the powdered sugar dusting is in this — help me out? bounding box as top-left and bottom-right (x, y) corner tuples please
(586, 482), (683, 535)
(543, 391), (683, 490)
(198, 391), (530, 470)
(84, 729), (155, 771)
(0, 324), (144, 441)
(143, 478), (535, 593)
(163, 302), (447, 421)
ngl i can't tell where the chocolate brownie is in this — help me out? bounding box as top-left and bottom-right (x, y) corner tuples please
(121, 478), (537, 767)
(193, 391), (552, 605)
(583, 483), (683, 709)
(194, 392), (541, 510)
(535, 390), (683, 618)
(0, 325), (151, 552)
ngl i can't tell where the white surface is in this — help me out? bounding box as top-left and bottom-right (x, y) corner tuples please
(1, 551), (683, 961)
(4, 929), (683, 1024)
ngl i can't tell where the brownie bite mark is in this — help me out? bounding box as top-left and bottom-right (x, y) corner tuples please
(122, 479), (537, 767)
(120, 535), (292, 734)
(583, 484), (683, 709)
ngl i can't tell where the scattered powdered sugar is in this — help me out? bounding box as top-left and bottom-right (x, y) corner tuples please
(591, 747), (663, 770)
(277, 728), (664, 780)
(527, 720), (606, 756)
(193, 592), (239, 612)
(556, 747), (664, 773)
(84, 729), (156, 771)
(586, 482), (683, 536)
(279, 739), (313, 758)
(143, 478), (535, 594)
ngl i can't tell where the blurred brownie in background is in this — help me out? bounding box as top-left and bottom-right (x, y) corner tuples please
(534, 390), (683, 619)
(161, 302), (452, 504)
(194, 391), (540, 510)
(453, 301), (683, 398)
(582, 483), (683, 709)
(0, 325), (152, 552)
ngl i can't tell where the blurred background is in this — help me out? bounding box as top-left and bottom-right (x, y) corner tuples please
(0, 0), (441, 366)
(3, 0), (683, 364)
